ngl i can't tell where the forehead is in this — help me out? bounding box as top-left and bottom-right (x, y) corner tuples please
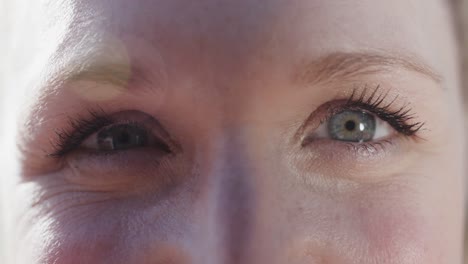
(36, 0), (454, 71)
(4, 0), (457, 106)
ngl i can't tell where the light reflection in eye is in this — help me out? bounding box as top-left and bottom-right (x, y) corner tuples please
(95, 124), (149, 151)
(314, 110), (393, 143)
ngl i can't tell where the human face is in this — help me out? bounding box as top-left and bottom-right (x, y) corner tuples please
(3, 0), (465, 263)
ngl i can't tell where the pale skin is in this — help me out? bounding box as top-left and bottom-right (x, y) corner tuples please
(1, 0), (466, 263)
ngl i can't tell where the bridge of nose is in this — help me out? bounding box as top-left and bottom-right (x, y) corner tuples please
(190, 134), (258, 263)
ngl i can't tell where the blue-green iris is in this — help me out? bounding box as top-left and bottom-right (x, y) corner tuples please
(328, 110), (376, 142)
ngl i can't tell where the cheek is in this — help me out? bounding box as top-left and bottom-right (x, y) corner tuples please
(351, 200), (428, 263)
(14, 197), (192, 264)
(286, 187), (438, 264)
(16, 208), (128, 264)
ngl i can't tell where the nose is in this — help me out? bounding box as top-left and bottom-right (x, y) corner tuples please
(190, 137), (258, 264)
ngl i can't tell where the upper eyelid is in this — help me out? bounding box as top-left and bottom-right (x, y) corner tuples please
(344, 88), (425, 136)
(50, 109), (113, 157)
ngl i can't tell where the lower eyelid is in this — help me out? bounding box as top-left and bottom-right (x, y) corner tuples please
(301, 134), (401, 161)
(63, 148), (173, 190)
(293, 137), (415, 182)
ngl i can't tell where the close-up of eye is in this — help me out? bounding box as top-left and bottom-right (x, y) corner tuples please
(84, 123), (150, 151)
(301, 87), (425, 153)
(81, 122), (172, 154)
(45, 111), (185, 195)
(51, 111), (174, 157)
(315, 110), (392, 142)
(2, 0), (468, 263)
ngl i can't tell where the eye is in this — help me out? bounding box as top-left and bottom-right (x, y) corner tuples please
(315, 110), (394, 142)
(49, 111), (182, 193)
(49, 110), (175, 157)
(82, 123), (171, 153)
(82, 123), (147, 151)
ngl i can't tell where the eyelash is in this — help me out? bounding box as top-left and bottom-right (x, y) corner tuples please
(51, 109), (115, 157)
(50, 86), (424, 157)
(339, 86), (424, 136)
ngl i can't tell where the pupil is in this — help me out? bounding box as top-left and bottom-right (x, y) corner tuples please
(98, 124), (149, 151)
(345, 120), (356, 131)
(118, 131), (131, 145)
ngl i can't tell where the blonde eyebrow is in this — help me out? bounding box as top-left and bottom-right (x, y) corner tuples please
(50, 51), (164, 95)
(67, 62), (134, 87)
(296, 52), (443, 85)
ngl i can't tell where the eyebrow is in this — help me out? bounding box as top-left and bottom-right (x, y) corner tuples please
(64, 62), (163, 94)
(56, 51), (442, 95)
(50, 52), (164, 96)
(68, 62), (134, 87)
(295, 52), (443, 86)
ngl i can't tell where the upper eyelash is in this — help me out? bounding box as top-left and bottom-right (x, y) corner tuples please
(50, 110), (174, 158)
(50, 109), (113, 157)
(341, 86), (425, 136)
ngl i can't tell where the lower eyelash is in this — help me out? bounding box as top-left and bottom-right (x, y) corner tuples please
(341, 139), (394, 155)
